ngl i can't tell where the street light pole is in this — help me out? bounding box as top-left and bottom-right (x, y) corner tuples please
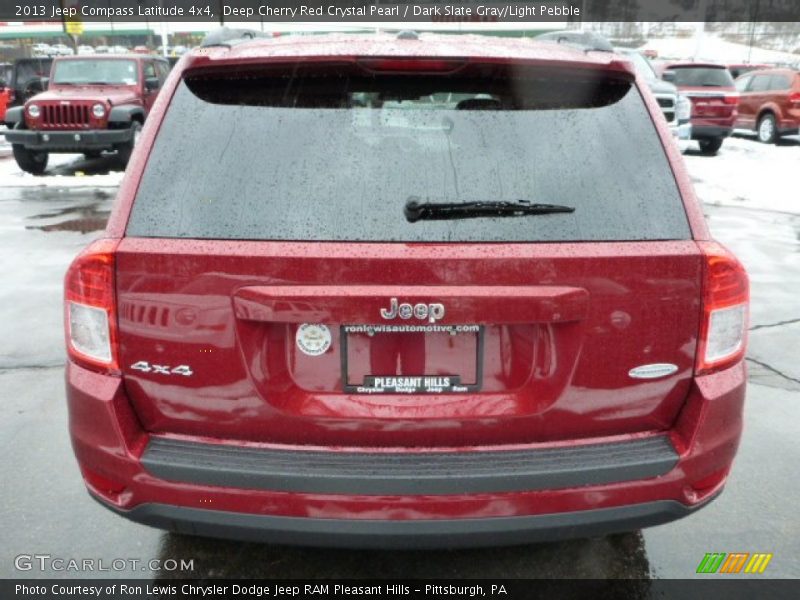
(159, 0), (169, 57)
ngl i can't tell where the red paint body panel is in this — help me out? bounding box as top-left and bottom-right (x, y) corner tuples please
(0, 86), (8, 121)
(115, 238), (702, 447)
(68, 360), (745, 518)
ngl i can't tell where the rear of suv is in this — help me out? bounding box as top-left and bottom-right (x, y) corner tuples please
(3, 55), (168, 174)
(661, 62), (738, 155)
(64, 31), (748, 548)
(734, 68), (800, 143)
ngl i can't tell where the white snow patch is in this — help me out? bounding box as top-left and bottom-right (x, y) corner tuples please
(640, 35), (800, 65)
(0, 150), (124, 189)
(682, 135), (800, 215)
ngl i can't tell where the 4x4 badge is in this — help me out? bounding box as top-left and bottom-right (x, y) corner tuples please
(130, 361), (193, 376)
(380, 298), (445, 323)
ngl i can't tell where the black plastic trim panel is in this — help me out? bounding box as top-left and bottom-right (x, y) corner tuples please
(97, 495), (715, 549)
(141, 435), (678, 495)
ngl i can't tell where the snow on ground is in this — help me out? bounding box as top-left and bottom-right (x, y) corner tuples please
(639, 35), (799, 65)
(0, 126), (124, 188)
(682, 134), (800, 215)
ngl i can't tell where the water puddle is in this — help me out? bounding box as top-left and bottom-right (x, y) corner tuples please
(24, 188), (113, 234)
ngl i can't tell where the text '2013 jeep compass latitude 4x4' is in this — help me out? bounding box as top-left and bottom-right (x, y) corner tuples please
(65, 31), (748, 548)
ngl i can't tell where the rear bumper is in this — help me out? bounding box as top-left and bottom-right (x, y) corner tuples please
(691, 124), (733, 140)
(67, 361), (746, 547)
(669, 121), (692, 141)
(140, 435), (678, 496)
(3, 127), (131, 151)
(96, 494), (718, 549)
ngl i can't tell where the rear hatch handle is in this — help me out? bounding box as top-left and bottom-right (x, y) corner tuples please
(232, 285), (589, 325)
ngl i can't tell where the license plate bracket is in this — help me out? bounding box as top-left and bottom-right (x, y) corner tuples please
(340, 325), (484, 394)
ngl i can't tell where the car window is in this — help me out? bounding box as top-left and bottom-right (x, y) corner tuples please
(52, 59), (138, 85)
(749, 75), (771, 92)
(768, 75), (791, 91)
(668, 66), (734, 87)
(127, 66), (689, 243)
(15, 59), (52, 86)
(735, 75), (752, 92)
(143, 61), (156, 80)
(155, 61), (169, 83)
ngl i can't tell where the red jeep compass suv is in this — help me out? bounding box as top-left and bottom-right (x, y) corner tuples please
(64, 30), (748, 548)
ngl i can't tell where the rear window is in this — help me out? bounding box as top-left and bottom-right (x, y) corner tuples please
(769, 74), (791, 90)
(668, 66), (734, 88)
(126, 63), (690, 242)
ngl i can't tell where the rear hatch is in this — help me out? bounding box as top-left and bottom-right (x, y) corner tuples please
(117, 58), (702, 448)
(669, 65), (737, 126)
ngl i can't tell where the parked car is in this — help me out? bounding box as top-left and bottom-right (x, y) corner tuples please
(31, 43), (54, 57)
(0, 83), (8, 122)
(615, 48), (691, 143)
(95, 45), (109, 54)
(659, 62), (738, 155)
(63, 29), (748, 548)
(2, 57), (53, 108)
(77, 45), (95, 56)
(0, 62), (11, 119)
(51, 43), (75, 56)
(727, 63), (770, 79)
(734, 68), (800, 143)
(3, 54), (170, 173)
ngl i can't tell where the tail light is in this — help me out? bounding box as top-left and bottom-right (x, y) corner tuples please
(695, 242), (749, 375)
(64, 238), (120, 374)
(789, 92), (800, 105)
(722, 94), (739, 106)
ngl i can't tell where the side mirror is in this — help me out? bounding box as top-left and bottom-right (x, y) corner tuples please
(662, 70), (676, 83)
(145, 77), (160, 92)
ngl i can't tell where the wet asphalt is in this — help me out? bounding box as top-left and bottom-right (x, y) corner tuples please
(0, 145), (798, 580)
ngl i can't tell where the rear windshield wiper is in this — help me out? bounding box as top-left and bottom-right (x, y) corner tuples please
(404, 197), (575, 223)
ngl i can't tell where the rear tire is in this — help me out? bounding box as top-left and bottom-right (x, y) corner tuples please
(698, 138), (723, 156)
(115, 120), (142, 166)
(757, 113), (777, 144)
(11, 124), (48, 175)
